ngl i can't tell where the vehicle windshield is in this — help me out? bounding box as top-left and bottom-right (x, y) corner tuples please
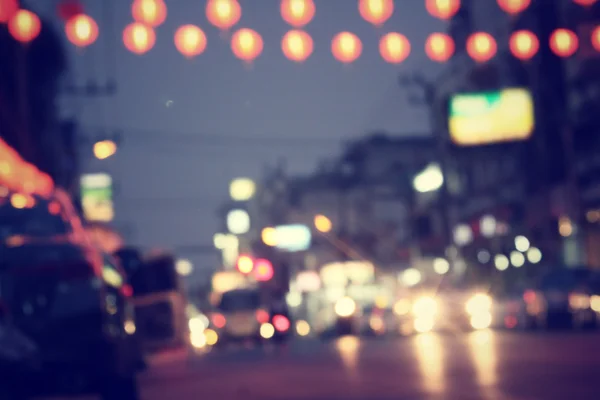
(218, 290), (261, 312)
(0, 201), (68, 240)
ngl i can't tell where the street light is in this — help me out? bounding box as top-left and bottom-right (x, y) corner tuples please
(413, 163), (444, 193)
(93, 140), (117, 160)
(314, 214), (332, 233)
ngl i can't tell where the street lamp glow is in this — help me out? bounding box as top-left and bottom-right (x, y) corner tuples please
(494, 254), (509, 271)
(413, 163), (443, 193)
(261, 227), (278, 246)
(510, 251), (525, 268)
(226, 209), (250, 235)
(527, 247), (542, 264)
(402, 268), (422, 286)
(229, 178), (256, 201)
(314, 214), (332, 233)
(433, 258), (449, 275)
(176, 259), (193, 276)
(93, 140), (117, 160)
(515, 235), (530, 252)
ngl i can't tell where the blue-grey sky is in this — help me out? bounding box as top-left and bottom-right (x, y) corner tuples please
(36, 1), (445, 284)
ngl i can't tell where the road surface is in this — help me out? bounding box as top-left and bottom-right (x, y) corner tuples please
(66, 331), (600, 399)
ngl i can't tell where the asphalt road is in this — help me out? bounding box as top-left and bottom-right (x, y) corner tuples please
(62, 331), (600, 400)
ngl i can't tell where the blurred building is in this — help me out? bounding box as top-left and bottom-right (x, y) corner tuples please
(429, 0), (600, 273)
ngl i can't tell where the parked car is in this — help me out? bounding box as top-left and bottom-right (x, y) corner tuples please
(0, 189), (141, 398)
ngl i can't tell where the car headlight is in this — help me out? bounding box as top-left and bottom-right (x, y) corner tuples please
(465, 293), (492, 315)
(335, 297), (356, 317)
(412, 296), (438, 317)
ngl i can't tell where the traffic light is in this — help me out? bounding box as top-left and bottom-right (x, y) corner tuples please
(254, 258), (274, 282)
(236, 255), (254, 274)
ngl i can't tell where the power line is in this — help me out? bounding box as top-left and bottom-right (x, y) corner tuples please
(80, 125), (353, 147)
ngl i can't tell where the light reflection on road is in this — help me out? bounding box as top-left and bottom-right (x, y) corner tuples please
(413, 332), (446, 395)
(466, 330), (500, 400)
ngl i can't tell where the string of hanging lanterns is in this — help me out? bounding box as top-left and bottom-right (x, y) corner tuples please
(2, 0), (598, 64)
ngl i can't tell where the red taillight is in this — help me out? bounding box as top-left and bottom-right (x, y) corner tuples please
(272, 315), (290, 332)
(212, 313), (226, 328)
(504, 315), (517, 329)
(121, 284), (133, 298)
(523, 290), (536, 304)
(256, 309), (269, 323)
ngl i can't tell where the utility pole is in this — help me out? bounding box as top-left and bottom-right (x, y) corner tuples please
(399, 73), (458, 274)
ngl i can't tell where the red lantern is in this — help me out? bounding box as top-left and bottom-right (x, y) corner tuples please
(174, 25), (207, 58)
(254, 259), (274, 282)
(573, 0), (597, 6)
(123, 22), (156, 55)
(549, 28), (578, 57)
(57, 0), (84, 21)
(282, 29), (313, 62)
(467, 32), (497, 63)
(592, 26), (600, 52)
(497, 0), (531, 15)
(0, 0), (19, 23)
(8, 9), (41, 43)
(425, 32), (454, 62)
(65, 14), (99, 47)
(359, 0), (394, 27)
(231, 28), (263, 63)
(281, 0), (315, 28)
(131, 0), (166, 28)
(332, 32), (362, 63)
(509, 30), (539, 60)
(379, 32), (410, 64)
(206, 0), (241, 31)
(426, 0), (460, 20)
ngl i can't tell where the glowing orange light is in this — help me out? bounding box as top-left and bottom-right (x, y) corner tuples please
(231, 28), (263, 63)
(131, 0), (167, 27)
(379, 32), (410, 64)
(509, 30), (539, 60)
(466, 32), (497, 63)
(281, 0), (315, 28)
(497, 0), (531, 15)
(236, 255), (254, 274)
(123, 22), (156, 55)
(573, 0), (597, 6)
(174, 25), (207, 58)
(332, 32), (362, 64)
(358, 0), (394, 27)
(206, 0), (241, 31)
(254, 258), (274, 282)
(10, 193), (27, 209)
(425, 32), (454, 62)
(65, 14), (99, 47)
(281, 29), (313, 62)
(426, 0), (460, 20)
(592, 26), (600, 52)
(549, 28), (578, 57)
(48, 201), (61, 215)
(93, 140), (117, 159)
(0, 0), (18, 23)
(8, 9), (42, 43)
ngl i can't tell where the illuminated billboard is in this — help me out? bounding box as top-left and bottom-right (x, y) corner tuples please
(449, 88), (534, 146)
(273, 224), (311, 252)
(81, 173), (114, 222)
